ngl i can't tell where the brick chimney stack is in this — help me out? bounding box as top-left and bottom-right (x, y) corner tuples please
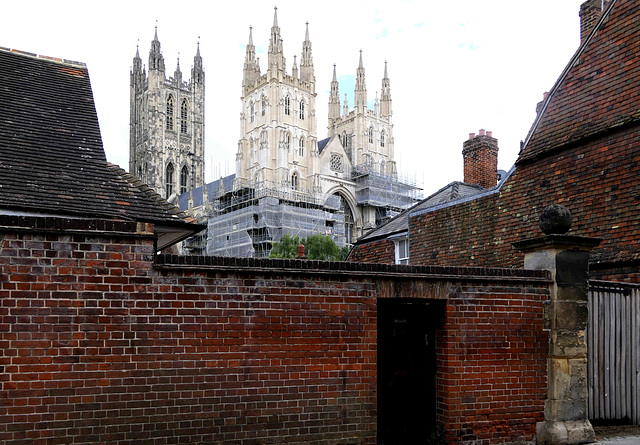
(579, 0), (612, 43)
(463, 129), (499, 189)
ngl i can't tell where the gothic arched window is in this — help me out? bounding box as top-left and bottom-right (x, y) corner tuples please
(261, 95), (267, 116)
(369, 127), (374, 144)
(250, 101), (255, 123)
(284, 95), (291, 116)
(166, 96), (174, 130)
(341, 132), (348, 148)
(260, 131), (268, 149)
(180, 165), (188, 195)
(298, 138), (304, 157)
(299, 100), (305, 120)
(380, 130), (386, 148)
(166, 163), (174, 197)
(180, 100), (188, 134)
(291, 172), (299, 190)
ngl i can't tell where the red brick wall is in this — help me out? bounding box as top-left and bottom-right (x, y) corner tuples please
(347, 238), (395, 264)
(462, 132), (499, 189)
(0, 216), (550, 444)
(437, 285), (548, 444)
(409, 125), (640, 282)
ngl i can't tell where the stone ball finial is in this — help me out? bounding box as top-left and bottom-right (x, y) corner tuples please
(539, 204), (572, 235)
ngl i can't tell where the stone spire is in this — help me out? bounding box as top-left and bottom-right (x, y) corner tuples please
(243, 26), (260, 88)
(292, 55), (298, 79)
(328, 64), (341, 132)
(192, 39), (204, 84)
(174, 56), (182, 84)
(149, 24), (165, 72)
(343, 92), (349, 116)
(380, 61), (392, 117)
(300, 21), (314, 84)
(355, 50), (367, 111)
(268, 7), (286, 75)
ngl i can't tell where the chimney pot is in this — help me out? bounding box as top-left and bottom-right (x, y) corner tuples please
(469, 133), (476, 139)
(298, 243), (306, 259)
(487, 131), (492, 138)
(479, 129), (486, 136)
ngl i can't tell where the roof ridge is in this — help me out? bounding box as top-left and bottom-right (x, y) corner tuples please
(517, 0), (618, 162)
(0, 46), (87, 68)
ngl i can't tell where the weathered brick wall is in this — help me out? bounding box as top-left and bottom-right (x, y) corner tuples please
(0, 216), (550, 444)
(437, 285), (548, 444)
(346, 238), (395, 264)
(409, 125), (640, 282)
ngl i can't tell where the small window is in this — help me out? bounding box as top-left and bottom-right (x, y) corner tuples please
(261, 96), (267, 116)
(299, 100), (305, 120)
(380, 130), (386, 148)
(368, 127), (374, 144)
(291, 173), (299, 190)
(180, 165), (188, 195)
(166, 163), (174, 197)
(250, 102), (255, 123)
(395, 238), (409, 265)
(180, 100), (188, 133)
(166, 96), (174, 130)
(330, 154), (343, 172)
(285, 95), (291, 116)
(298, 138), (304, 157)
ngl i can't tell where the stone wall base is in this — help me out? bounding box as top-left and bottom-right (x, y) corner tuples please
(536, 420), (595, 445)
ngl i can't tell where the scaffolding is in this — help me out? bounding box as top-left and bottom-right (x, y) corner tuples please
(196, 164), (421, 257)
(206, 180), (347, 258)
(351, 164), (421, 225)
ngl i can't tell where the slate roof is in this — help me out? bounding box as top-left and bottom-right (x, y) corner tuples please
(318, 137), (330, 154)
(0, 48), (203, 247)
(178, 174), (236, 211)
(356, 181), (485, 243)
(519, 0), (637, 163)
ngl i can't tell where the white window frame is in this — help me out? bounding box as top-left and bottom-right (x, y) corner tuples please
(391, 234), (409, 265)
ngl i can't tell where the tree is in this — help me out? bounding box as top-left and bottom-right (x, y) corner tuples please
(268, 233), (301, 259)
(269, 233), (350, 261)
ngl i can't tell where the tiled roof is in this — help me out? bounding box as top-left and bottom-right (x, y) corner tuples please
(356, 181), (485, 242)
(519, 0), (638, 163)
(0, 47), (201, 235)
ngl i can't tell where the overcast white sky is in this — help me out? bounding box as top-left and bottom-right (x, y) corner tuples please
(2, 0), (586, 196)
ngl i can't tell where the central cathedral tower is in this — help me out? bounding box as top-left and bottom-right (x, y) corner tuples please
(235, 8), (319, 194)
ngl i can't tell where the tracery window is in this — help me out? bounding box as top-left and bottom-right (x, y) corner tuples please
(250, 101), (255, 123)
(165, 163), (174, 197)
(299, 100), (305, 120)
(166, 96), (174, 130)
(330, 154), (343, 172)
(291, 172), (299, 190)
(380, 130), (386, 147)
(180, 100), (188, 133)
(180, 165), (188, 195)
(284, 95), (291, 116)
(260, 131), (268, 149)
(261, 96), (267, 116)
(368, 126), (374, 144)
(298, 138), (304, 157)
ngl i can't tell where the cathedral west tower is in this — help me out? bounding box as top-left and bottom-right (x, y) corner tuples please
(129, 27), (205, 200)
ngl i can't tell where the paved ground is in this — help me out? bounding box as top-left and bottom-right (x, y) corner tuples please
(593, 425), (640, 444)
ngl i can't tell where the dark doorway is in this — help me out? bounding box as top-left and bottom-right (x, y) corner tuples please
(377, 299), (439, 445)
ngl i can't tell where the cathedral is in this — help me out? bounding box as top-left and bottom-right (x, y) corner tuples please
(131, 9), (418, 257)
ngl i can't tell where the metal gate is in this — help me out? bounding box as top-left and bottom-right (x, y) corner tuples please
(587, 280), (640, 424)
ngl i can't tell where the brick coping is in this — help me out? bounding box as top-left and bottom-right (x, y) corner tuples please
(156, 254), (551, 283)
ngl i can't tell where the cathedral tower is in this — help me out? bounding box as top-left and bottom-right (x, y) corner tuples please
(329, 54), (396, 178)
(236, 7), (317, 193)
(129, 27), (205, 200)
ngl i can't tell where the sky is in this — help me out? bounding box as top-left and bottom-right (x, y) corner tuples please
(2, 0), (587, 197)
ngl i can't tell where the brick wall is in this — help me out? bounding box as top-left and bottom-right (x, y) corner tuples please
(347, 238), (395, 264)
(409, 125), (640, 282)
(462, 131), (498, 189)
(0, 216), (550, 444)
(437, 285), (548, 444)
